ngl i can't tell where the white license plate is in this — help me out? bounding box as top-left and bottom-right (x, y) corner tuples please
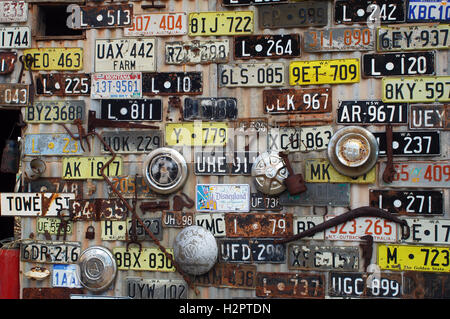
(196, 184), (250, 212)
(0, 26), (30, 48)
(293, 216), (324, 239)
(52, 264), (82, 288)
(195, 213), (226, 237)
(91, 72), (142, 99)
(0, 193), (74, 217)
(0, 1), (27, 23)
(268, 126), (333, 152)
(403, 218), (450, 245)
(21, 240), (81, 264)
(218, 63), (285, 87)
(125, 13), (187, 36)
(165, 39), (229, 64)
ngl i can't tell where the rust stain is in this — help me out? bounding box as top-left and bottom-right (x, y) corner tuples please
(40, 193), (59, 216)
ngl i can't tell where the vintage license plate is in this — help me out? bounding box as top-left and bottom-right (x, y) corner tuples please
(410, 104), (449, 130)
(289, 59), (360, 85)
(305, 158), (376, 183)
(35, 73), (90, 96)
(25, 101), (84, 123)
(256, 272), (325, 299)
(142, 72), (202, 95)
(101, 99), (162, 121)
(280, 183), (350, 207)
(24, 48), (82, 71)
(25, 178), (83, 199)
(407, 0), (450, 22)
(0, 52), (17, 75)
(335, 0), (405, 24)
(0, 26), (29, 48)
(37, 217), (73, 236)
(194, 151), (258, 175)
(100, 218), (162, 241)
(183, 97), (237, 121)
(100, 130), (161, 154)
(91, 72), (141, 99)
(126, 278), (187, 299)
(62, 156), (123, 180)
(165, 122), (228, 146)
(52, 264), (82, 288)
(235, 117), (269, 133)
(72, 4), (132, 29)
(70, 199), (127, 221)
(288, 244), (359, 271)
(218, 239), (286, 263)
(24, 133), (83, 156)
(188, 11), (253, 36)
(329, 272), (402, 298)
(21, 240), (81, 264)
(162, 211), (195, 228)
(369, 189), (444, 215)
(0, 83), (29, 106)
(268, 126), (333, 152)
(125, 13), (187, 36)
(0, 1), (27, 23)
(100, 220), (126, 240)
(108, 176), (155, 199)
(113, 247), (175, 272)
(374, 131), (440, 156)
(259, 2), (328, 28)
(193, 263), (257, 290)
(377, 25), (450, 51)
(165, 40), (229, 64)
(234, 34), (300, 59)
(298, 126), (333, 152)
(223, 0), (287, 5)
(363, 51), (435, 77)
(225, 213), (293, 238)
(0, 192), (74, 217)
(263, 88), (331, 114)
(218, 62), (285, 87)
(196, 184), (249, 212)
(378, 244), (450, 273)
(294, 216), (325, 238)
(196, 213), (226, 237)
(402, 218), (450, 245)
(95, 38), (155, 72)
(304, 27), (374, 52)
(250, 192), (281, 211)
(383, 76), (450, 103)
(337, 100), (407, 124)
(403, 272), (450, 299)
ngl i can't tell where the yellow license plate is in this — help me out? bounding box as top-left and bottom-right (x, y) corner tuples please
(378, 244), (450, 273)
(382, 76), (450, 103)
(305, 159), (375, 183)
(62, 156), (123, 180)
(113, 247), (175, 272)
(289, 59), (360, 85)
(36, 217), (73, 235)
(189, 11), (253, 36)
(23, 48), (83, 71)
(165, 122), (228, 146)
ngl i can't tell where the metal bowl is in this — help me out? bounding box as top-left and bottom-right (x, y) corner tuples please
(251, 151), (288, 195)
(77, 246), (117, 292)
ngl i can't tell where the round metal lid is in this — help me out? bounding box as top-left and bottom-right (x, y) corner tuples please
(77, 246), (117, 292)
(251, 151), (288, 195)
(142, 147), (188, 194)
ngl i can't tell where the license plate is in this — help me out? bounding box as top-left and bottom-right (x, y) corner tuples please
(0, 192), (74, 217)
(280, 183), (351, 207)
(100, 220), (126, 240)
(125, 13), (187, 36)
(335, 0), (405, 24)
(383, 76), (450, 103)
(268, 126), (333, 152)
(162, 211), (195, 228)
(225, 213), (293, 238)
(0, 26), (29, 48)
(142, 72), (202, 95)
(193, 263), (257, 290)
(165, 122), (228, 146)
(0, 83), (29, 106)
(62, 156), (123, 180)
(72, 4), (132, 29)
(113, 247), (175, 272)
(263, 88), (331, 114)
(194, 151), (258, 175)
(25, 178), (83, 199)
(374, 131), (440, 156)
(21, 240), (81, 264)
(363, 51), (435, 77)
(165, 40), (229, 64)
(196, 213), (226, 237)
(379, 161), (450, 188)
(0, 1), (27, 23)
(218, 62), (285, 87)
(100, 218), (162, 241)
(256, 272), (325, 299)
(100, 99), (162, 121)
(24, 48), (82, 71)
(108, 176), (155, 199)
(234, 34), (300, 59)
(402, 218), (450, 245)
(70, 199), (127, 221)
(409, 104), (449, 130)
(25, 101), (84, 123)
(288, 244), (359, 271)
(223, 0), (287, 5)
(183, 97), (237, 121)
(24, 133), (83, 156)
(290, 59), (360, 85)
(218, 239), (286, 263)
(91, 72), (142, 99)
(337, 100), (408, 124)
(126, 278), (187, 299)
(403, 272), (450, 299)
(369, 189), (444, 215)
(304, 27), (374, 52)
(298, 126), (333, 152)
(0, 52), (17, 75)
(235, 117), (269, 133)
(378, 244), (450, 273)
(305, 159), (376, 183)
(258, 2), (328, 28)
(377, 25), (450, 51)
(95, 38), (155, 72)
(35, 73), (91, 96)
(407, 0), (450, 22)
(196, 184), (250, 212)
(188, 11), (253, 36)
(250, 192), (281, 211)
(37, 217), (73, 235)
(294, 216), (325, 238)
(52, 264), (82, 288)
(100, 130), (162, 154)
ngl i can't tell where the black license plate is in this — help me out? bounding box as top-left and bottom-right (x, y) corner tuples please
(100, 99), (162, 121)
(337, 101), (408, 124)
(258, 2), (328, 28)
(403, 272), (450, 299)
(100, 130), (162, 154)
(0, 51), (16, 75)
(194, 151), (258, 175)
(374, 131), (440, 156)
(250, 192), (281, 211)
(363, 51), (435, 77)
(223, 0), (288, 5)
(218, 239), (286, 263)
(35, 73), (91, 96)
(127, 217), (162, 241)
(234, 34), (300, 59)
(183, 97), (237, 121)
(335, 0), (405, 24)
(73, 4), (132, 29)
(142, 72), (202, 95)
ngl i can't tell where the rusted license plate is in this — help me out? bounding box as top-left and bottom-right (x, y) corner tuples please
(0, 1), (28, 23)
(189, 11), (253, 36)
(196, 213), (226, 237)
(21, 240), (81, 264)
(194, 151), (258, 175)
(0, 26), (30, 48)
(24, 48), (83, 71)
(280, 183), (350, 207)
(62, 156), (123, 180)
(410, 104), (449, 130)
(234, 34), (300, 59)
(258, 2), (328, 28)
(125, 13), (187, 36)
(263, 88), (331, 114)
(25, 100), (84, 123)
(25, 178), (83, 199)
(70, 199), (127, 221)
(218, 239), (286, 263)
(162, 211), (195, 228)
(165, 122), (228, 147)
(288, 244), (359, 271)
(250, 192), (281, 211)
(165, 40), (229, 64)
(305, 158), (376, 183)
(225, 213), (293, 238)
(374, 131), (440, 156)
(335, 0), (405, 24)
(71, 4), (132, 29)
(23, 288), (83, 300)
(0, 52), (16, 75)
(100, 218), (162, 241)
(402, 218), (450, 245)
(113, 247), (175, 272)
(0, 83), (29, 106)
(24, 133), (83, 156)
(183, 97), (237, 121)
(37, 217), (73, 235)
(101, 99), (162, 121)
(193, 263), (257, 290)
(196, 184), (250, 212)
(108, 176), (155, 199)
(290, 59), (360, 85)
(223, 0), (287, 5)
(101, 130), (161, 154)
(294, 216), (324, 238)
(403, 272), (450, 299)
(304, 27), (374, 52)
(337, 100), (407, 124)
(126, 278), (187, 299)
(35, 73), (90, 96)
(218, 62), (285, 87)
(256, 272), (325, 299)
(142, 72), (202, 95)
(407, 0), (450, 22)
(383, 76), (450, 102)
(91, 72), (142, 99)
(0, 192), (74, 217)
